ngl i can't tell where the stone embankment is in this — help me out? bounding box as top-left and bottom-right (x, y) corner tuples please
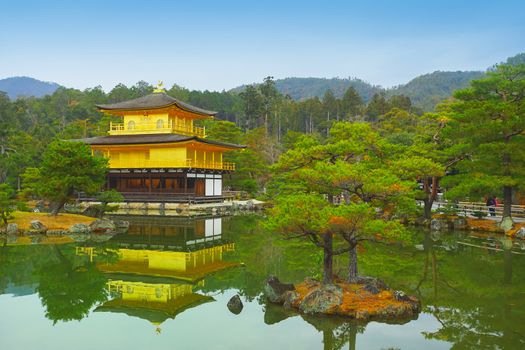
(264, 276), (420, 321)
(78, 199), (266, 217)
(0, 218), (129, 244)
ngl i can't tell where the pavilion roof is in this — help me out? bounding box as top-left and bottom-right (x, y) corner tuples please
(96, 92), (217, 117)
(77, 133), (246, 149)
(94, 293), (214, 324)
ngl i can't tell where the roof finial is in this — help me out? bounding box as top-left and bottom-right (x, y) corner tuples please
(153, 80), (165, 93)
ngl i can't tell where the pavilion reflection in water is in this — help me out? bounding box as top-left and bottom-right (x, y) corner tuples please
(76, 216), (237, 331)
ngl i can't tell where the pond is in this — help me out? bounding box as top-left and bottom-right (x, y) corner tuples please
(0, 215), (524, 350)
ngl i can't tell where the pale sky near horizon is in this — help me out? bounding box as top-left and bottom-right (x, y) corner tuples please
(0, 0), (524, 91)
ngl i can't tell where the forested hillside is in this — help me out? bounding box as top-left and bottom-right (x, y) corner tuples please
(267, 77), (381, 102)
(386, 71), (485, 111)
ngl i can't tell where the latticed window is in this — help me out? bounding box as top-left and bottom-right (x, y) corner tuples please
(127, 121), (135, 130)
(156, 119), (164, 129)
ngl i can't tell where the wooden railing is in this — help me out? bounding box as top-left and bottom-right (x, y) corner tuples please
(109, 121), (206, 137)
(108, 158), (235, 171)
(433, 201), (525, 219)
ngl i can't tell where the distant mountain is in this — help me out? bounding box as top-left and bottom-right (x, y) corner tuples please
(233, 53), (525, 111)
(0, 76), (61, 99)
(386, 70), (485, 111)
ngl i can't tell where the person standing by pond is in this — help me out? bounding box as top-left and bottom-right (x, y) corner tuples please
(486, 196), (496, 216)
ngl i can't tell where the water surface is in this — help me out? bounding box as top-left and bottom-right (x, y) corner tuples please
(1, 215), (524, 349)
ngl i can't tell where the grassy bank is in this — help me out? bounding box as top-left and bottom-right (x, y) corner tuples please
(9, 211), (95, 230)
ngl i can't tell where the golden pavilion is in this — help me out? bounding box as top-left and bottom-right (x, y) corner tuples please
(77, 217), (238, 330)
(80, 84), (245, 202)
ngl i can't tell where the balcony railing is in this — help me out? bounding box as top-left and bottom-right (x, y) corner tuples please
(108, 158), (235, 171)
(109, 121), (206, 137)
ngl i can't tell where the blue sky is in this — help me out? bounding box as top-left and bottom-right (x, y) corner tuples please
(0, 0), (523, 91)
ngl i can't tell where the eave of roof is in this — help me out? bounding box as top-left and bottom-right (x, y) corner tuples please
(96, 93), (217, 117)
(74, 134), (246, 149)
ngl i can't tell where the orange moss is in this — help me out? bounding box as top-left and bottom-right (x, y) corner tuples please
(432, 214), (525, 238)
(508, 222), (525, 237)
(10, 211), (95, 230)
(466, 218), (503, 233)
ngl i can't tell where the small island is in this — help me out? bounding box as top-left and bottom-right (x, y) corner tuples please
(265, 276), (420, 321)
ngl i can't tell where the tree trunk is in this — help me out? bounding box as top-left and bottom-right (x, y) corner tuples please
(503, 248), (512, 285)
(423, 199), (433, 220)
(348, 325), (357, 350)
(503, 185), (512, 219)
(422, 177), (438, 220)
(50, 199), (67, 216)
(322, 330), (334, 350)
(432, 250), (437, 299)
(348, 243), (358, 281)
(326, 111), (330, 137)
(502, 149), (512, 219)
(322, 233), (333, 284)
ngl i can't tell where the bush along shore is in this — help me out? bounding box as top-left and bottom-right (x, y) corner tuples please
(263, 276), (421, 322)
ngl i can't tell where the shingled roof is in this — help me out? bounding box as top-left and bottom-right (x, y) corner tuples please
(96, 93), (217, 117)
(77, 134), (246, 149)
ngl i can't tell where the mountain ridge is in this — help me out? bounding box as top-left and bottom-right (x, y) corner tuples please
(0, 76), (61, 99)
(2, 52), (523, 111)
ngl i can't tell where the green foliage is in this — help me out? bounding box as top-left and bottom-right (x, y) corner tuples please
(436, 203), (459, 216)
(365, 93), (390, 121)
(472, 210), (488, 220)
(0, 183), (16, 225)
(83, 189), (125, 218)
(38, 141), (108, 215)
(267, 121), (425, 281)
(340, 86), (364, 120)
(97, 189), (123, 204)
(19, 167), (41, 199)
(442, 64), (525, 216)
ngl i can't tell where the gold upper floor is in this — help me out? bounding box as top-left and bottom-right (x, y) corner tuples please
(109, 114), (206, 137)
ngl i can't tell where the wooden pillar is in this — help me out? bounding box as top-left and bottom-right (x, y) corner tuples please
(184, 174), (188, 194)
(148, 171), (152, 193)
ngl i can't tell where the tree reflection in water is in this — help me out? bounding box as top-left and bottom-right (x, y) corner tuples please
(37, 245), (108, 324)
(0, 216), (524, 349)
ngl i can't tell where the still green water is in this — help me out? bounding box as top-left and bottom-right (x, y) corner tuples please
(0, 215), (524, 350)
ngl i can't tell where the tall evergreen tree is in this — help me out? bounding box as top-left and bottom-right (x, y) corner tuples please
(365, 93), (390, 121)
(443, 64), (525, 225)
(239, 85), (264, 129)
(340, 87), (363, 121)
(322, 89), (338, 135)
